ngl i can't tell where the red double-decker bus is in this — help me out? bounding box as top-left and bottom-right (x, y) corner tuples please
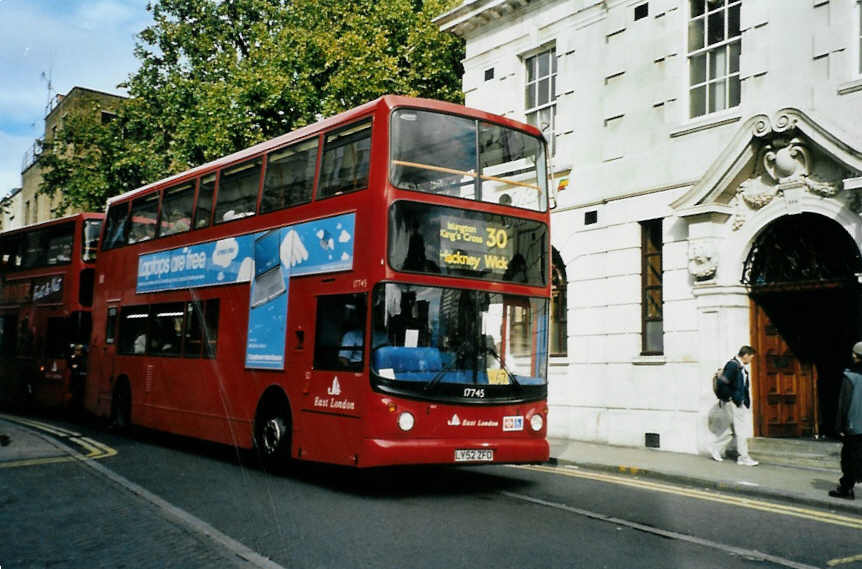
(0, 213), (103, 411)
(86, 96), (551, 468)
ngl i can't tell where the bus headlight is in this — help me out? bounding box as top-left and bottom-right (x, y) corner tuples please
(530, 414), (544, 432)
(397, 412), (415, 431)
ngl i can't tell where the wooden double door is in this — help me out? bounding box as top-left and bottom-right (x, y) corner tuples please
(750, 302), (818, 438)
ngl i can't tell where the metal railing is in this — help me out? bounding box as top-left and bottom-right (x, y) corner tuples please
(21, 141), (42, 172)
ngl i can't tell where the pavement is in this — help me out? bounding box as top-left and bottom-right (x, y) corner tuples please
(549, 437), (861, 516)
(1, 414), (859, 519)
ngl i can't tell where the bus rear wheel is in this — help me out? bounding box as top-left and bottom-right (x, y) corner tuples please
(254, 395), (292, 472)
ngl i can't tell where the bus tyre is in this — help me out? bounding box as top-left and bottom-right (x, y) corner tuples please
(254, 396), (292, 472)
(110, 379), (131, 432)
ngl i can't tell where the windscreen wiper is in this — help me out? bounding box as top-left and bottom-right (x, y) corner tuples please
(481, 344), (521, 388)
(424, 349), (464, 392)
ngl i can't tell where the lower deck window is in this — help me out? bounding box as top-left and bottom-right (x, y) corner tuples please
(116, 300), (219, 358)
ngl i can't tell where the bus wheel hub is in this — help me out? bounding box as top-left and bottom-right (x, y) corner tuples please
(263, 417), (285, 454)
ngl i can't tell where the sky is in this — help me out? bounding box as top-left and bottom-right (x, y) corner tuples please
(0, 0), (152, 197)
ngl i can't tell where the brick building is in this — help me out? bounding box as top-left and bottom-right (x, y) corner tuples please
(6, 87), (125, 231)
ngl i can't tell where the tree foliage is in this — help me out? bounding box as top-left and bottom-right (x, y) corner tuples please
(40, 0), (464, 213)
(38, 106), (165, 213)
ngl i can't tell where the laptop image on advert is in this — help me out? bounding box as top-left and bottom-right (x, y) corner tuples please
(251, 230), (286, 308)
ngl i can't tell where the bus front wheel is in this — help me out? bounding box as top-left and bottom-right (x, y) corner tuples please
(254, 394), (292, 472)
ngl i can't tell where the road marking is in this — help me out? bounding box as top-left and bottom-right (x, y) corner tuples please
(0, 414), (116, 469)
(2, 414), (81, 438)
(828, 554), (862, 567)
(502, 491), (822, 569)
(516, 464), (862, 530)
(71, 436), (118, 459)
(1, 413), (285, 569)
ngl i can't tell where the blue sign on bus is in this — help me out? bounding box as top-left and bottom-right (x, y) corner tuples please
(136, 213), (356, 369)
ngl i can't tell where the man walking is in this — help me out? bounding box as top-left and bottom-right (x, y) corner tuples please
(711, 345), (759, 466)
(829, 342), (862, 500)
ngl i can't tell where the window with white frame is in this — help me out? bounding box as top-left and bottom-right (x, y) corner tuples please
(524, 49), (557, 154)
(688, 0), (741, 118)
(858, 1), (861, 75)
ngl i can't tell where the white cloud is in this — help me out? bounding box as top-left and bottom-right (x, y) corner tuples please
(76, 0), (142, 30)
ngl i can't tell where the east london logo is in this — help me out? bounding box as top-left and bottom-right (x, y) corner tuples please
(447, 414), (499, 428)
(314, 377), (355, 411)
(32, 276), (63, 302)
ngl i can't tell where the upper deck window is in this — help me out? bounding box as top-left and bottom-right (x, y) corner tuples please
(21, 232), (42, 268)
(261, 138), (318, 213)
(215, 158), (262, 224)
(128, 193), (160, 244)
(317, 119), (372, 198)
(1, 222), (76, 269)
(45, 224), (74, 265)
(194, 174), (216, 230)
(0, 236), (16, 269)
(102, 202), (129, 250)
(159, 182), (195, 237)
(390, 109), (548, 212)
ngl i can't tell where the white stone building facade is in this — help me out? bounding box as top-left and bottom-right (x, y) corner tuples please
(437, 0), (862, 454)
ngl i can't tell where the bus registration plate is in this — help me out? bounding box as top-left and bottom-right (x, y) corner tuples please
(454, 449), (494, 462)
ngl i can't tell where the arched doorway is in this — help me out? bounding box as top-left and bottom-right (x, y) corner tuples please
(742, 213), (862, 438)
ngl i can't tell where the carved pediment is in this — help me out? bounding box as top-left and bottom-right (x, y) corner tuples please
(737, 135), (844, 211)
(673, 108), (862, 218)
(674, 108), (862, 281)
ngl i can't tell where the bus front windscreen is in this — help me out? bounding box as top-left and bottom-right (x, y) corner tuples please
(370, 283), (548, 404)
(390, 109), (548, 212)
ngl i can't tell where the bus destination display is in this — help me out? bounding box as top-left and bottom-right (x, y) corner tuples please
(439, 216), (513, 274)
(389, 201), (546, 286)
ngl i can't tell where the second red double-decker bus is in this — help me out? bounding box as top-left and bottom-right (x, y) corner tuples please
(0, 213), (103, 410)
(86, 95), (551, 468)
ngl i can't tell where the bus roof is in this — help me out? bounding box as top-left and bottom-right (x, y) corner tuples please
(0, 212), (104, 238)
(107, 95), (544, 206)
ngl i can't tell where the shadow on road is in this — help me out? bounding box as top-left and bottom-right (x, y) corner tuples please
(14, 409), (540, 499)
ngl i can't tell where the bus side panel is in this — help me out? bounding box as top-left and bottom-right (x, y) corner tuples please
(295, 411), (362, 466)
(295, 366), (363, 464)
(113, 354), (256, 449)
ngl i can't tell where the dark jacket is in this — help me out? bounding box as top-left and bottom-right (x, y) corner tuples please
(836, 367), (862, 436)
(722, 357), (751, 408)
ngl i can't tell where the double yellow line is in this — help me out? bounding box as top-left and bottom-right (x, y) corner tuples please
(518, 463), (862, 530)
(0, 414), (117, 469)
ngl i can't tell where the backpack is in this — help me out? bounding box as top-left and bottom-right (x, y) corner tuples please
(712, 366), (730, 400)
